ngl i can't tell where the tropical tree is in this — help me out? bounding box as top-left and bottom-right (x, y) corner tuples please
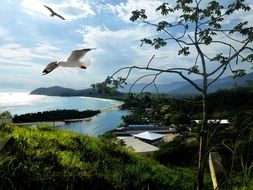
(0, 111), (12, 124)
(105, 0), (253, 189)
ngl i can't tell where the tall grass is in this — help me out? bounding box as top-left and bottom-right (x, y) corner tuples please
(0, 124), (197, 190)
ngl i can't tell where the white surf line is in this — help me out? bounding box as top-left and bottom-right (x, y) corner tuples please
(100, 101), (124, 113)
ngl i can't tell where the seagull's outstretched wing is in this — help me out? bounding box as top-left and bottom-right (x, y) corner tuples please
(55, 13), (65, 20)
(67, 48), (96, 61)
(44, 5), (54, 14)
(42, 61), (59, 75)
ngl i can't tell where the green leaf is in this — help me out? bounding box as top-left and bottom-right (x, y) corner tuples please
(232, 69), (246, 79)
(157, 21), (172, 31)
(188, 66), (199, 74)
(156, 3), (174, 15)
(140, 38), (152, 46)
(226, 0), (251, 15)
(130, 9), (147, 22)
(178, 47), (190, 56)
(242, 54), (253, 62)
(153, 38), (167, 49)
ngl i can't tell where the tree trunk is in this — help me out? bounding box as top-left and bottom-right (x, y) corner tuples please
(197, 82), (208, 190)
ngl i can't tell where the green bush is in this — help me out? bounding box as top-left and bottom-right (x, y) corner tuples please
(155, 140), (199, 167)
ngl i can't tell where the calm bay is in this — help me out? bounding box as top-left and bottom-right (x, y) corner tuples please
(0, 92), (129, 136)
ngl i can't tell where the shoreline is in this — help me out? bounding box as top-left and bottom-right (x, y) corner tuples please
(11, 100), (125, 127)
(60, 101), (125, 124)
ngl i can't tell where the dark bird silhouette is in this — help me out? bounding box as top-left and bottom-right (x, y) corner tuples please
(44, 5), (65, 20)
(42, 48), (96, 75)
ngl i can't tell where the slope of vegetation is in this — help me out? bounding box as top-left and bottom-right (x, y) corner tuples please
(0, 124), (199, 190)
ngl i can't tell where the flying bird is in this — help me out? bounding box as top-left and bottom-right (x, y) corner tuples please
(44, 5), (65, 20)
(42, 48), (96, 75)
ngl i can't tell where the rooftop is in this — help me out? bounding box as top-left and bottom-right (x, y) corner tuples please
(117, 137), (159, 154)
(194, 119), (229, 124)
(133, 131), (165, 141)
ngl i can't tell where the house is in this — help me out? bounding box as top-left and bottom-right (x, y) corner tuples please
(128, 124), (155, 128)
(132, 131), (165, 142)
(117, 136), (159, 155)
(194, 119), (229, 125)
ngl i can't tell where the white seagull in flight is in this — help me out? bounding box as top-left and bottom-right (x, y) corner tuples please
(42, 48), (96, 75)
(44, 5), (65, 20)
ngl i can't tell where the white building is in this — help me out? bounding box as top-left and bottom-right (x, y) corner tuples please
(194, 119), (229, 125)
(117, 136), (159, 155)
(133, 131), (165, 141)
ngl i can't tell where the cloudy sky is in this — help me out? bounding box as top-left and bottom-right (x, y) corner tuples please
(0, 0), (252, 92)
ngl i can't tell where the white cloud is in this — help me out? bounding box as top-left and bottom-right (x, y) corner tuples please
(21, 0), (95, 21)
(33, 42), (65, 60)
(59, 0), (96, 20)
(21, 0), (48, 16)
(0, 42), (65, 65)
(106, 0), (179, 23)
(75, 25), (197, 85)
(0, 25), (13, 41)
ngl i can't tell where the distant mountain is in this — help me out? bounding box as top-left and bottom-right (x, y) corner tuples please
(30, 86), (122, 97)
(31, 73), (253, 97)
(169, 72), (253, 95)
(30, 86), (90, 96)
(119, 81), (187, 93)
(119, 72), (253, 95)
(31, 86), (77, 96)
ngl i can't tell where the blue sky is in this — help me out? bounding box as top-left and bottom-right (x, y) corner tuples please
(0, 0), (252, 92)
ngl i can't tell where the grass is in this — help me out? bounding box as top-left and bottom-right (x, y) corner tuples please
(0, 124), (200, 190)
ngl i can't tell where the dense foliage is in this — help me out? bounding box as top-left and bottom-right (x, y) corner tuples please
(121, 85), (253, 189)
(117, 0), (253, 188)
(0, 125), (197, 190)
(122, 85), (253, 124)
(12, 109), (101, 123)
(155, 138), (199, 167)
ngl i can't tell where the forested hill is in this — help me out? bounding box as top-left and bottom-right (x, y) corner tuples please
(30, 86), (123, 97)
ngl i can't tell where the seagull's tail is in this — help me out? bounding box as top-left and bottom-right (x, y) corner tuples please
(81, 59), (91, 68)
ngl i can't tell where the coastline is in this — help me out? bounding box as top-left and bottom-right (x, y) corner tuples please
(0, 92), (125, 116)
(15, 121), (65, 127)
(60, 100), (125, 124)
(10, 98), (125, 128)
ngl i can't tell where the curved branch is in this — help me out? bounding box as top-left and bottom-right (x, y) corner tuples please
(141, 19), (185, 48)
(194, 53), (200, 67)
(153, 82), (158, 94)
(110, 65), (203, 92)
(129, 73), (158, 93)
(141, 71), (162, 93)
(207, 64), (227, 87)
(208, 36), (252, 77)
(146, 54), (155, 68)
(221, 31), (245, 44)
(176, 71), (203, 92)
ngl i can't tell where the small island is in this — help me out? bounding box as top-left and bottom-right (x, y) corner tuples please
(12, 109), (101, 123)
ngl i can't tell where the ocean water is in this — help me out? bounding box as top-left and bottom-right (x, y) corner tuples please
(0, 92), (129, 136)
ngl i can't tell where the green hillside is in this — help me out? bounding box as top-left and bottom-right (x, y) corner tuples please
(0, 125), (200, 190)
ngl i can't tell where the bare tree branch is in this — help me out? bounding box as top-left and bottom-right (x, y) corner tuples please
(129, 73), (159, 93)
(153, 82), (159, 94)
(146, 54), (155, 69)
(141, 71), (162, 93)
(208, 36), (252, 77)
(110, 65), (203, 92)
(207, 64), (227, 87)
(221, 31), (245, 44)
